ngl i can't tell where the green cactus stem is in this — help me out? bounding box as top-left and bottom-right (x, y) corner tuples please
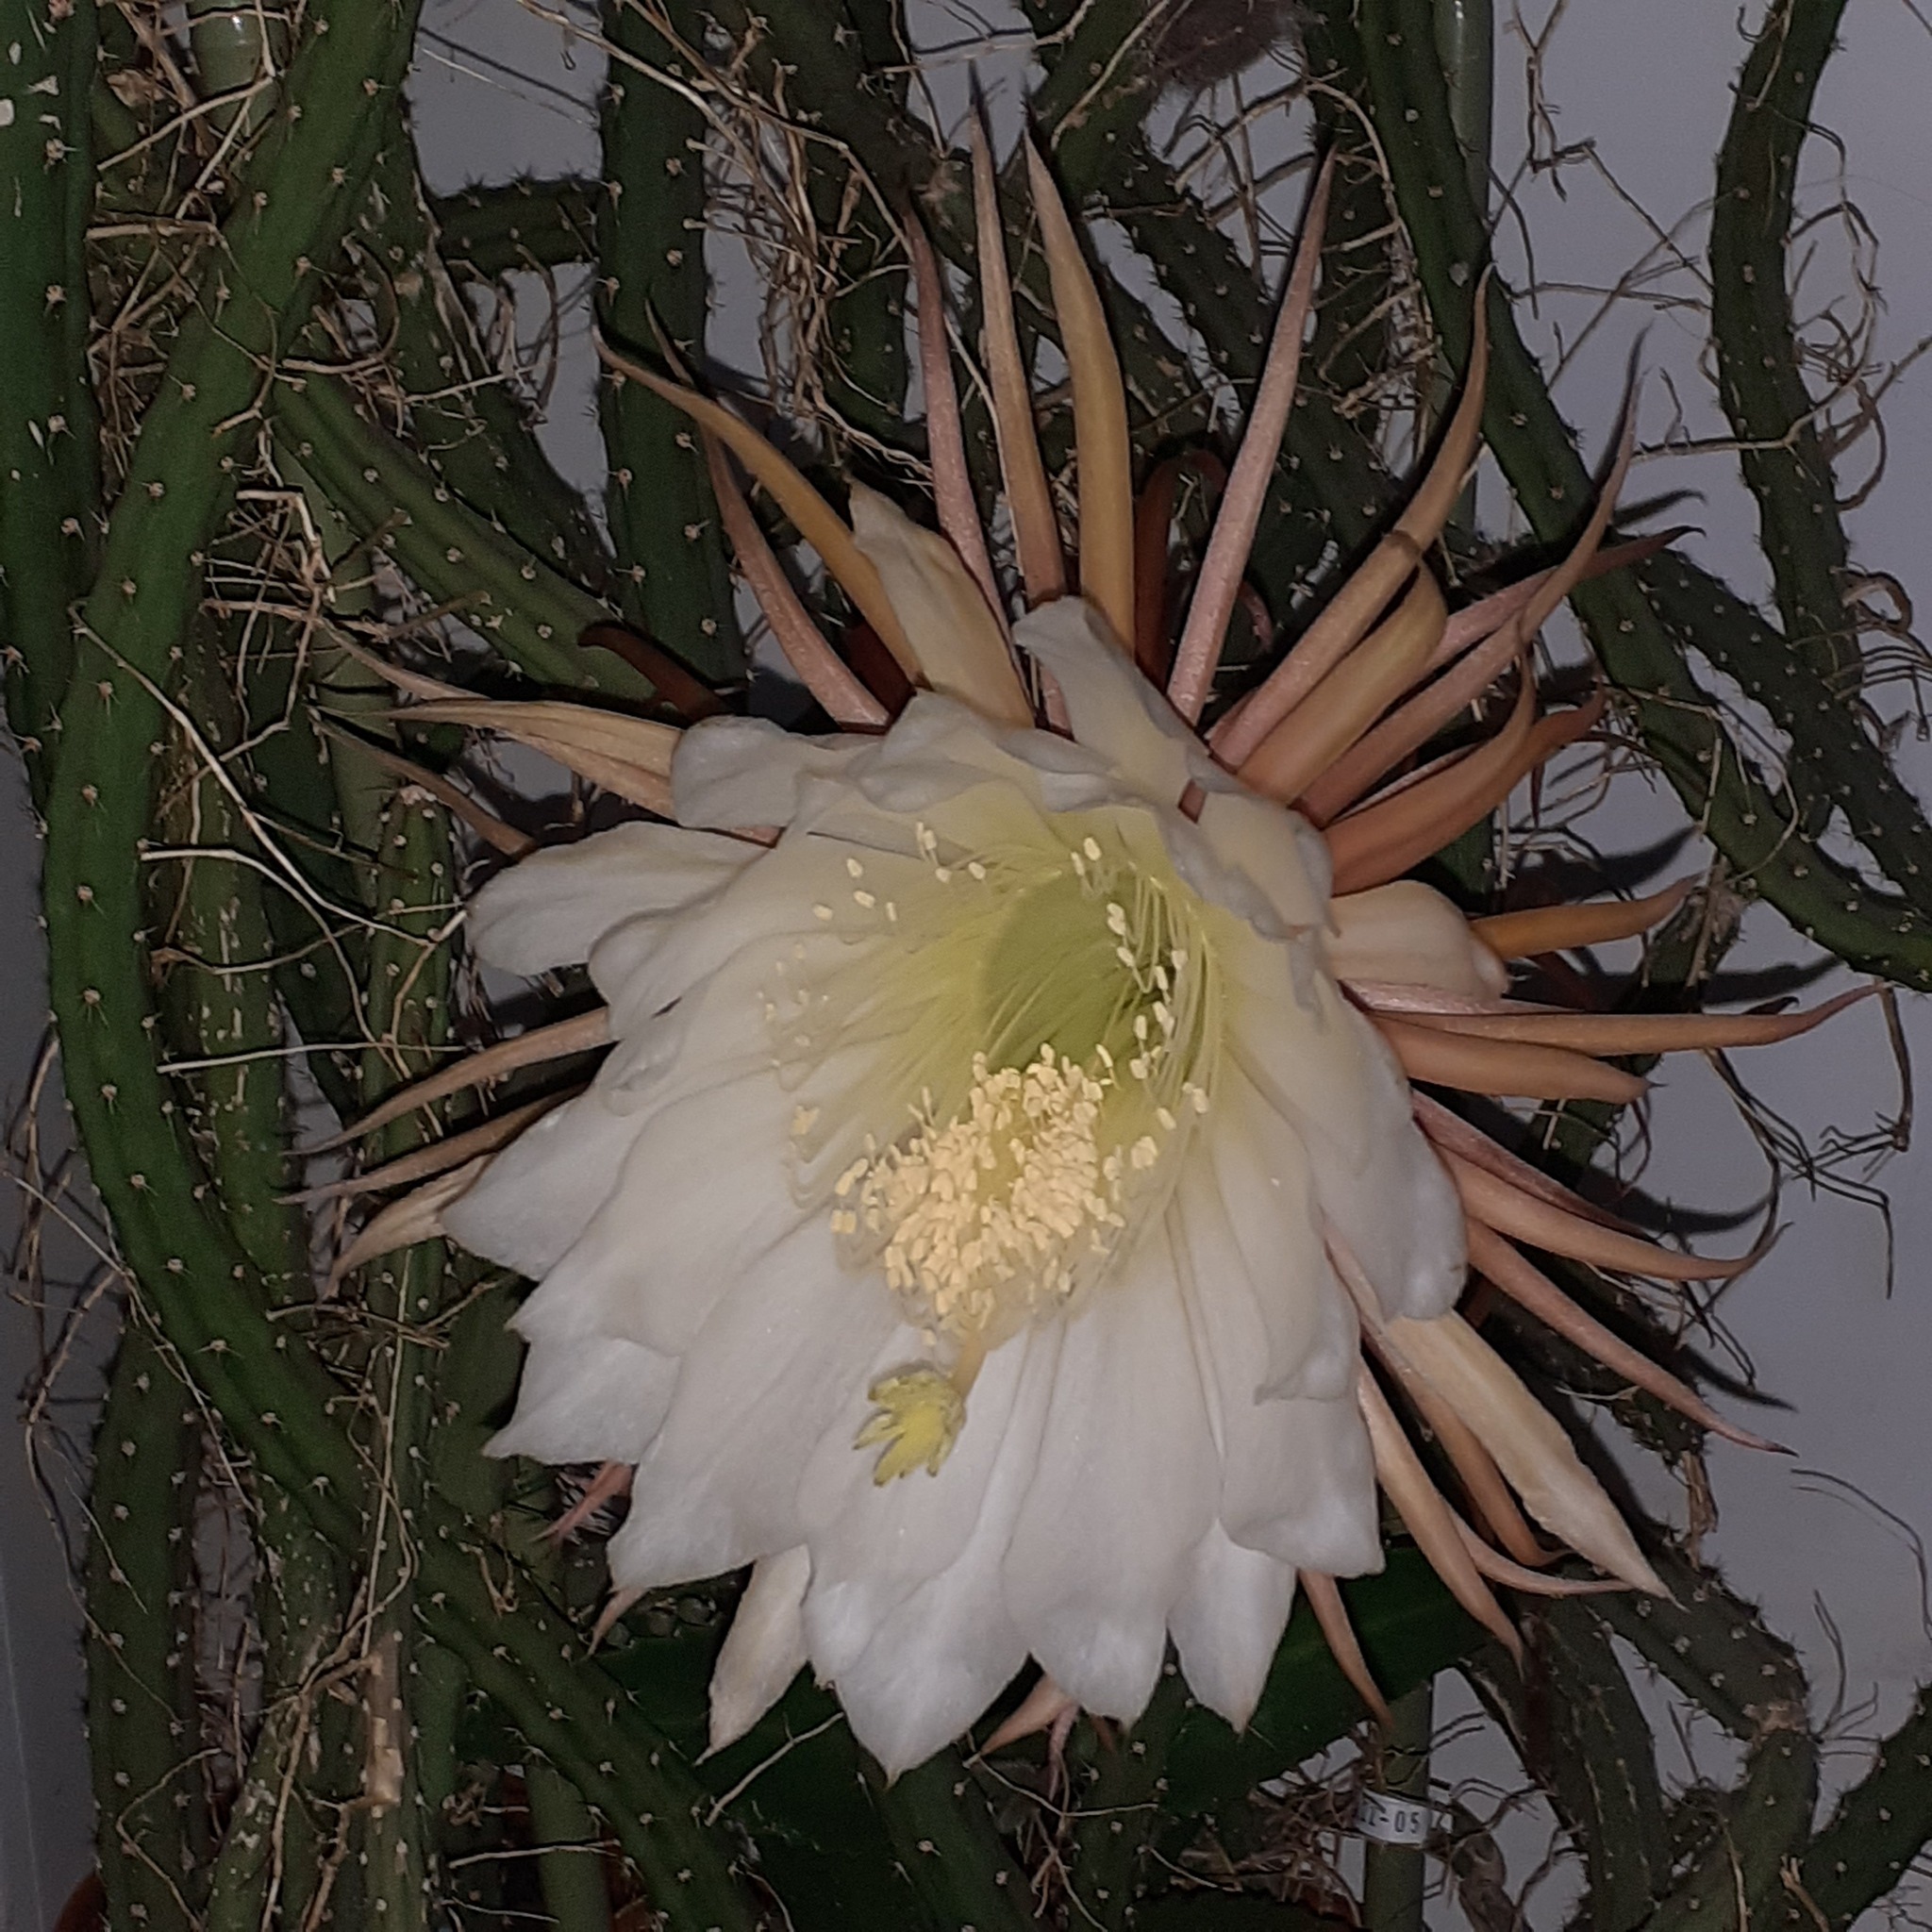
(271, 372), (653, 698)
(865, 1746), (1042, 1932)
(369, 130), (613, 591)
(0, 0), (100, 803)
(83, 1324), (208, 1932)
(1530, 1599), (1673, 1932)
(1710, 0), (1854, 685)
(594, 0), (741, 684)
(526, 1758), (620, 1931)
(434, 174), (602, 278)
(1799, 1684), (1932, 1928)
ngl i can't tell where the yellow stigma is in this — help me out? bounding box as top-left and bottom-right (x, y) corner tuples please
(856, 1368), (967, 1483)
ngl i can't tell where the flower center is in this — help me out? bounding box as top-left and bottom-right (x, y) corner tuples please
(784, 818), (1225, 1482)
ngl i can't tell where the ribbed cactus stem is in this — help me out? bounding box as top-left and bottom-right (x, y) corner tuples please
(0, 0), (100, 803)
(272, 373), (654, 698)
(84, 1324), (207, 1932)
(526, 1759), (617, 1931)
(1710, 0), (1853, 684)
(368, 131), (611, 590)
(595, 0), (740, 683)
(433, 175), (601, 277)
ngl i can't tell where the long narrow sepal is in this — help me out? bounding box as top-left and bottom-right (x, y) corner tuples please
(1302, 1573), (1393, 1727)
(1465, 1222), (1784, 1451)
(1238, 570), (1448, 806)
(1384, 1312), (1667, 1595)
(1442, 1146), (1755, 1282)
(309, 1008), (611, 1151)
(1327, 687), (1605, 897)
(970, 110), (1066, 608)
(1412, 1093), (1643, 1233)
(1472, 879), (1695, 958)
(1363, 1323), (1551, 1568)
(1024, 136), (1135, 647)
(703, 435), (889, 727)
(324, 1158), (485, 1293)
(1375, 1014), (1647, 1104)
(1455, 1517), (1629, 1596)
(290, 1091), (571, 1203)
(1216, 297), (1491, 767)
(1357, 1370), (1523, 1660)
(908, 217), (1007, 627)
(1167, 157), (1334, 722)
(388, 698), (679, 816)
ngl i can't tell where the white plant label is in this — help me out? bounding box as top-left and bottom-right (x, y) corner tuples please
(1354, 1789), (1436, 1846)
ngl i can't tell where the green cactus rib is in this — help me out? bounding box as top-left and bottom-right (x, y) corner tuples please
(1799, 1683), (1932, 1928)
(1648, 1723), (1818, 1932)
(526, 1759), (618, 1931)
(1339, 0), (1932, 988)
(798, 0), (912, 453)
(84, 1324), (208, 1932)
(1710, 0), (1853, 686)
(433, 174), (602, 277)
(43, 0), (436, 1556)
(1067, 1669), (1190, 1930)
(596, 0), (741, 683)
(1531, 1599), (1672, 1932)
(370, 132), (612, 593)
(864, 1749), (1041, 1932)
(1595, 1554), (1805, 1746)
(148, 631), (357, 1919)
(271, 372), (654, 698)
(416, 1519), (758, 1932)
(1586, 1557), (1818, 1932)
(0, 0), (101, 801)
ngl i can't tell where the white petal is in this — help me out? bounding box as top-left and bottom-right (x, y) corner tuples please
(467, 821), (754, 975)
(1168, 1526), (1297, 1731)
(1179, 1069), (1359, 1402)
(1168, 1153), (1381, 1574)
(607, 1226), (897, 1590)
(1224, 1392), (1383, 1576)
(1224, 927), (1464, 1322)
(797, 1328), (1031, 1681)
(849, 485), (1032, 727)
(1003, 1226), (1218, 1721)
(1388, 1312), (1664, 1592)
(829, 1329), (1060, 1774)
(708, 1546), (812, 1756)
(1193, 788), (1333, 936)
(529, 1069), (803, 1359)
(672, 716), (866, 831)
(1326, 881), (1507, 998)
(589, 838), (897, 1036)
(442, 1090), (646, 1280)
(1014, 598), (1196, 802)
(488, 1326), (675, 1465)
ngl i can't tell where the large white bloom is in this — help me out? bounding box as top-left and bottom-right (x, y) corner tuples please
(444, 600), (1472, 1774)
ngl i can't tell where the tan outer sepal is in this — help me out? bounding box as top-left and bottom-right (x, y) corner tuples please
(848, 485), (1034, 727)
(1384, 1312), (1665, 1594)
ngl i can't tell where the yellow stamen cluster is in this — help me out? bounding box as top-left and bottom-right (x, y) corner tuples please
(836, 1043), (1126, 1335)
